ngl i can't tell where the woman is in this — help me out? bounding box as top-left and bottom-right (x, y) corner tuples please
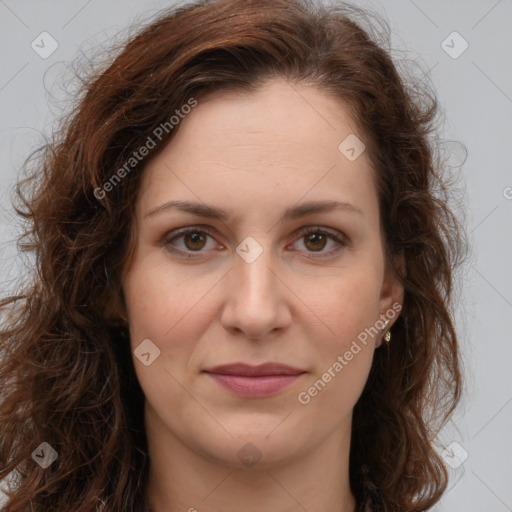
(0, 0), (466, 510)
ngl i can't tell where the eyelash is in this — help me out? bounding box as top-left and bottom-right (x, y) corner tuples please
(162, 225), (348, 260)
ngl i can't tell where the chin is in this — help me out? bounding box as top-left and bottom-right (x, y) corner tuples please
(189, 420), (314, 470)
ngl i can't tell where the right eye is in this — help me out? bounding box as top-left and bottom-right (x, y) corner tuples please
(163, 226), (222, 258)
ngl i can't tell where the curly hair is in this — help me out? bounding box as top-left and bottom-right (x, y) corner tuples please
(0, 0), (466, 510)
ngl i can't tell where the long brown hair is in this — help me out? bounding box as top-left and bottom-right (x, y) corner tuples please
(0, 0), (466, 510)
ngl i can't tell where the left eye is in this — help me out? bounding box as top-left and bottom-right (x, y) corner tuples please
(292, 228), (347, 258)
(163, 226), (347, 259)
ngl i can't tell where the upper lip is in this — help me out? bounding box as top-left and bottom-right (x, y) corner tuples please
(204, 362), (305, 376)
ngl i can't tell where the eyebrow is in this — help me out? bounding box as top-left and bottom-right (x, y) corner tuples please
(144, 199), (364, 222)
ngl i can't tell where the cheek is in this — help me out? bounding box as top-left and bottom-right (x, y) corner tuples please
(122, 260), (201, 411)
(306, 262), (383, 344)
(122, 256), (223, 378)
(296, 289), (378, 427)
(296, 263), (382, 405)
(122, 262), (172, 366)
(123, 255), (206, 338)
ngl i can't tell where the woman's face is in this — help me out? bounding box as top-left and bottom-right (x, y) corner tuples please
(121, 79), (402, 469)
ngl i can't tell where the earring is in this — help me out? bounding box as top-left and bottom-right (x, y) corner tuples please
(382, 319), (391, 346)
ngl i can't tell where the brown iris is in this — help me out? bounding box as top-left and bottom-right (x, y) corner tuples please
(303, 232), (327, 252)
(184, 232), (208, 251)
(181, 231), (328, 253)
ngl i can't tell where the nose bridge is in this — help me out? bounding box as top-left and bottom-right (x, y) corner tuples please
(220, 234), (290, 338)
(233, 234), (278, 304)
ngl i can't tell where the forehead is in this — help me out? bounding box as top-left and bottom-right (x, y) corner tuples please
(137, 79), (379, 223)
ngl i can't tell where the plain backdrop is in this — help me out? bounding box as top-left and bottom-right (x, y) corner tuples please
(1, 1), (511, 510)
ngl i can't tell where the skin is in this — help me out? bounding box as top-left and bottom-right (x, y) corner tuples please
(120, 78), (403, 512)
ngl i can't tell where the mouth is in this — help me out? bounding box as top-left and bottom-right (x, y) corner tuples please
(203, 362), (306, 398)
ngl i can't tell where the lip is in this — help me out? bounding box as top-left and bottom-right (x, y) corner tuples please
(203, 362), (306, 398)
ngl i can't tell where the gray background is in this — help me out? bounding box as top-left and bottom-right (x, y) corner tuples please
(1, 0), (511, 510)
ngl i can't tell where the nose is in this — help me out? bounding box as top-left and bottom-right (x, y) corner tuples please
(220, 242), (292, 340)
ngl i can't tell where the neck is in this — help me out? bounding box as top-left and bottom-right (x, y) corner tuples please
(144, 404), (357, 512)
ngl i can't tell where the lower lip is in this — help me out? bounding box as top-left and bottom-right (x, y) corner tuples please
(205, 373), (304, 397)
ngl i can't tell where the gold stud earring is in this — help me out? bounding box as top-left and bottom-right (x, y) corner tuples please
(381, 318), (391, 346)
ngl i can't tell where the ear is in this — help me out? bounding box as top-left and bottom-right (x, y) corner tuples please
(376, 253), (405, 347)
